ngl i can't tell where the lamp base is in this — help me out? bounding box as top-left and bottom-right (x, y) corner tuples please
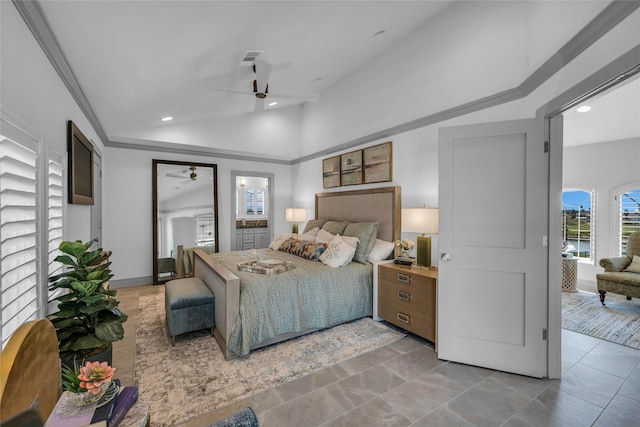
(416, 235), (432, 268)
(291, 223), (299, 234)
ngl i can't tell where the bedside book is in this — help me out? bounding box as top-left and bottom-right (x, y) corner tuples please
(45, 380), (120, 427)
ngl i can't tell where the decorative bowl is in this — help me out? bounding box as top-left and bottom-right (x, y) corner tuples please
(65, 381), (110, 406)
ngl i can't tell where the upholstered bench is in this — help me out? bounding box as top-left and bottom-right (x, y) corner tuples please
(164, 277), (214, 346)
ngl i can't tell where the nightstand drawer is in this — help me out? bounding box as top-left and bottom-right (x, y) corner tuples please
(379, 265), (435, 292)
(378, 300), (435, 342)
(378, 279), (434, 314)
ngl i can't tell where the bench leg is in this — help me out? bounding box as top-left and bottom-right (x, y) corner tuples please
(627, 296), (632, 301)
(599, 290), (606, 305)
(172, 335), (176, 347)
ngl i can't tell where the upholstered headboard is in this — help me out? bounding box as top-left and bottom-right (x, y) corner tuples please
(315, 186), (401, 242)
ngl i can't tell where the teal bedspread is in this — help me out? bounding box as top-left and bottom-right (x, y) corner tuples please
(210, 248), (373, 357)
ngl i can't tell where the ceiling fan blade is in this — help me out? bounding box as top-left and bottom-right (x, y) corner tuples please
(255, 98), (265, 112)
(210, 88), (256, 97)
(166, 173), (188, 179)
(267, 92), (320, 103)
(254, 59), (272, 94)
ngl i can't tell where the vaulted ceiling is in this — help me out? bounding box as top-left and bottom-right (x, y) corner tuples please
(26, 1), (640, 155)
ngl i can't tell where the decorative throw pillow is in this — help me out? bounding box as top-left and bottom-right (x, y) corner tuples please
(268, 233), (294, 251)
(314, 229), (335, 245)
(624, 255), (640, 273)
(367, 239), (396, 262)
(340, 234), (360, 249)
(319, 235), (357, 268)
(296, 227), (319, 242)
(343, 221), (378, 264)
(280, 238), (327, 260)
(321, 220), (349, 235)
(303, 218), (330, 234)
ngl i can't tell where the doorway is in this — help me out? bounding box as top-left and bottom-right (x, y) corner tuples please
(541, 45), (640, 377)
(231, 171), (274, 251)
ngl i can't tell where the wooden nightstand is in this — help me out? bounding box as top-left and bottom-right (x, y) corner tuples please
(377, 263), (437, 345)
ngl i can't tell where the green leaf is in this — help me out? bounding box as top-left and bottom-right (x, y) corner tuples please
(69, 335), (105, 351)
(53, 255), (78, 268)
(95, 321), (125, 342)
(59, 241), (91, 259)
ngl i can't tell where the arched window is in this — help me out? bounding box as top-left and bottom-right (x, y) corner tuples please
(617, 187), (640, 256)
(562, 189), (594, 261)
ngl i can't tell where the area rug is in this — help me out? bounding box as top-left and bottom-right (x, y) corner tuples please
(134, 294), (404, 426)
(562, 290), (640, 349)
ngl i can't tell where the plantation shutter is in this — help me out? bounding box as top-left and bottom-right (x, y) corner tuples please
(0, 132), (41, 349)
(47, 150), (65, 310)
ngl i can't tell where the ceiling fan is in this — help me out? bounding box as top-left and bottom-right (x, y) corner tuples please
(212, 59), (320, 111)
(166, 166), (197, 181)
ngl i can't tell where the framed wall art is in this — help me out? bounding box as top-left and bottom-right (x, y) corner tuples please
(67, 120), (94, 205)
(340, 150), (363, 186)
(322, 155), (340, 188)
(364, 141), (392, 184)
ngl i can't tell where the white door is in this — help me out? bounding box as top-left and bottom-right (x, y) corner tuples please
(438, 118), (548, 378)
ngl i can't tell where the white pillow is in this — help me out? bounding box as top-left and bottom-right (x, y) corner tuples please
(296, 227), (319, 242)
(340, 234), (360, 249)
(315, 229), (335, 244)
(366, 239), (396, 262)
(319, 235), (356, 268)
(624, 255), (640, 274)
(268, 233), (294, 251)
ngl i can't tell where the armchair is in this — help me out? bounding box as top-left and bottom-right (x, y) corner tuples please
(597, 231), (640, 304)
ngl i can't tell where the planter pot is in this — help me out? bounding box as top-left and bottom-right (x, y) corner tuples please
(61, 344), (113, 372)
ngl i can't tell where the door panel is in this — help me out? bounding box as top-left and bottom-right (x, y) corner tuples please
(438, 118), (548, 378)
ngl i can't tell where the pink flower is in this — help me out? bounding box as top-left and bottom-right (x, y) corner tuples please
(77, 361), (116, 394)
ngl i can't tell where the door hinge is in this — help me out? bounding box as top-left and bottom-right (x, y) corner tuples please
(542, 328), (548, 340)
(544, 141), (549, 153)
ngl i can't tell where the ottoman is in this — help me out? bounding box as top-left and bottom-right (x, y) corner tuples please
(164, 277), (215, 346)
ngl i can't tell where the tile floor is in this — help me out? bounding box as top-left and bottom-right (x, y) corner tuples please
(113, 285), (640, 426)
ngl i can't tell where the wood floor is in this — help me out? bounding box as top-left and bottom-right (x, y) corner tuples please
(113, 284), (640, 426)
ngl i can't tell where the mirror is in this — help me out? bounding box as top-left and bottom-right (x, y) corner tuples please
(232, 172), (273, 250)
(153, 160), (219, 284)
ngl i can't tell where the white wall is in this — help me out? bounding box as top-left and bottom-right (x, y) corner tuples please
(1, 2), (105, 242)
(299, 1), (609, 156)
(103, 147), (292, 284)
(563, 138), (640, 281)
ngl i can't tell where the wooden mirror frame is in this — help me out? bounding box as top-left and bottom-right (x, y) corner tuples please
(152, 159), (219, 284)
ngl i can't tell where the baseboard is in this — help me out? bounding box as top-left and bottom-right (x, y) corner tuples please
(109, 276), (153, 288)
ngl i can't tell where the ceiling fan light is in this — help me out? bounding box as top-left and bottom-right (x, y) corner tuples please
(268, 101), (278, 106)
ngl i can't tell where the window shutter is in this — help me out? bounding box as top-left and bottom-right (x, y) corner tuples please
(0, 134), (41, 349)
(46, 151), (65, 309)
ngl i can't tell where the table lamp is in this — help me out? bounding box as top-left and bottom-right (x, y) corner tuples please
(285, 208), (306, 233)
(401, 208), (438, 268)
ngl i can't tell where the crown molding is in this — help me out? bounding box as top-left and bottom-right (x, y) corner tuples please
(15, 0), (638, 165)
(12, 0), (110, 144)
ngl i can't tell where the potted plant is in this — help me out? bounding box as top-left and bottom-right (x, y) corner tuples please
(48, 240), (128, 364)
(61, 359), (116, 406)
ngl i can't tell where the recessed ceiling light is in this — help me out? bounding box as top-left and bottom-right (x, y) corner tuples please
(268, 101), (278, 106)
(576, 105), (591, 113)
(161, 116), (173, 122)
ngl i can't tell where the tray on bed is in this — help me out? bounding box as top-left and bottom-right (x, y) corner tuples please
(237, 260), (295, 275)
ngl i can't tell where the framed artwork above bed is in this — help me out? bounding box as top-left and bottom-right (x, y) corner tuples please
(322, 141), (392, 188)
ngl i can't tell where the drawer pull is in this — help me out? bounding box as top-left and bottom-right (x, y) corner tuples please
(396, 291), (411, 302)
(397, 273), (411, 284)
(397, 312), (410, 324)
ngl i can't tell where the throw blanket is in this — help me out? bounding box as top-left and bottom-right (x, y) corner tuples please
(211, 248), (373, 357)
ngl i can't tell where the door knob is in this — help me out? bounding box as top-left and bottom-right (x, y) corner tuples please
(440, 252), (451, 262)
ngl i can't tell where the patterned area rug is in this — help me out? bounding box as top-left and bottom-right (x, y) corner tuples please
(562, 291), (640, 349)
(134, 294), (404, 426)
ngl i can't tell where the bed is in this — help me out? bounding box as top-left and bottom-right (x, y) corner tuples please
(193, 186), (401, 359)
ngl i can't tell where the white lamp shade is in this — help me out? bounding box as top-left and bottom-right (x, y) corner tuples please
(401, 208), (438, 234)
(285, 208), (307, 223)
